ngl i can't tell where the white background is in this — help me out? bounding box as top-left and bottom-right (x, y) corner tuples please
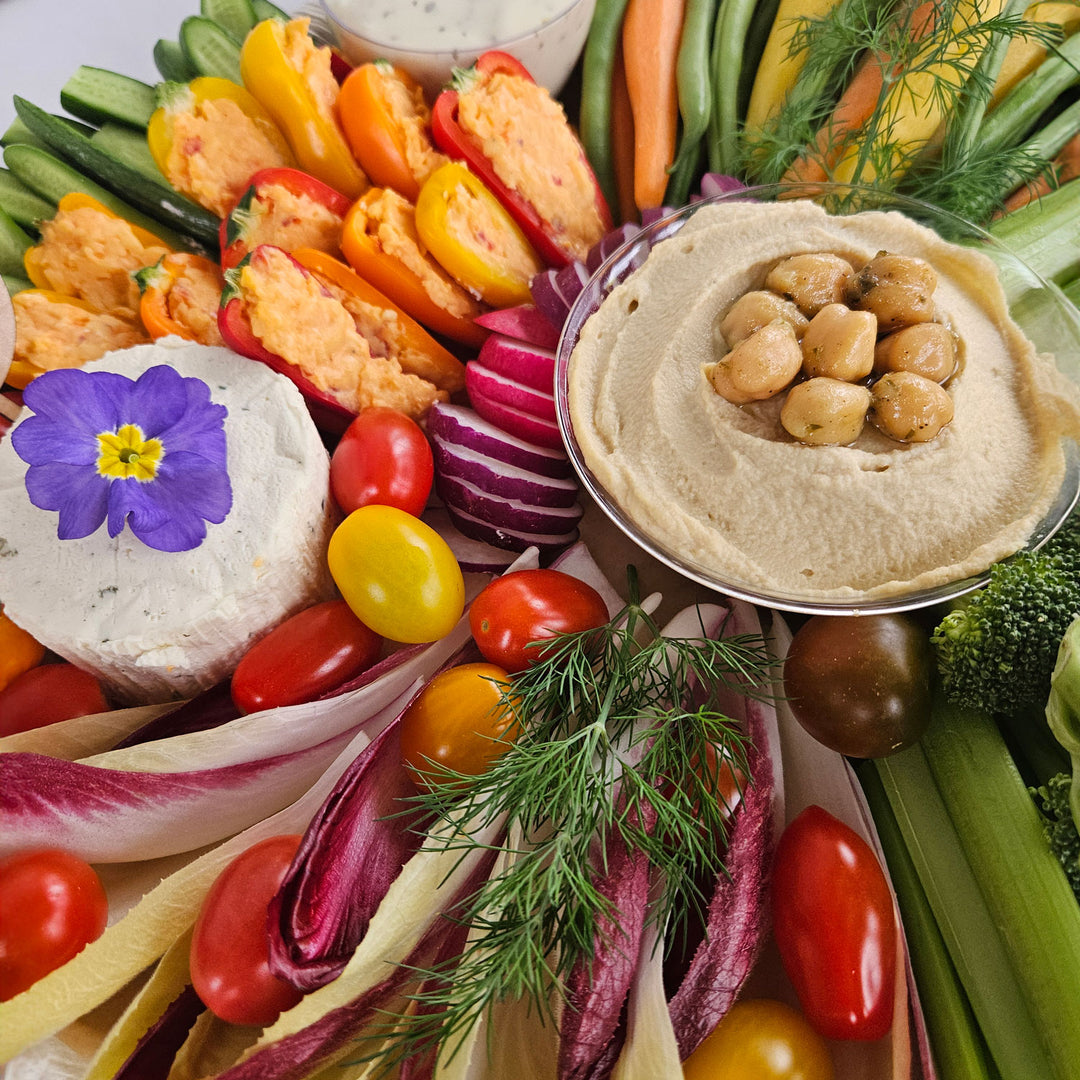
(0, 0), (211, 133)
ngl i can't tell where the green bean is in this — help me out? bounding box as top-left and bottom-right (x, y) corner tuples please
(667, 0), (721, 205)
(709, 0), (762, 175)
(579, 0), (633, 215)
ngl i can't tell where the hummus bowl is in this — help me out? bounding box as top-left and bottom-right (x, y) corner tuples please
(556, 185), (1080, 615)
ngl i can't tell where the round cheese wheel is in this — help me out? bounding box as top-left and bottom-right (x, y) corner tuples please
(0, 338), (338, 703)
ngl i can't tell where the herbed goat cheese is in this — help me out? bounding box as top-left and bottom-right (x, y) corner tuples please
(0, 337), (337, 703)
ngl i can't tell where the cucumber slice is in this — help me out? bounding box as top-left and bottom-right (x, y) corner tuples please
(90, 123), (163, 182)
(3, 272), (33, 296)
(154, 39), (198, 83)
(12, 96), (220, 248)
(0, 207), (32, 278)
(2, 114), (95, 149)
(201, 0), (258, 43)
(60, 66), (157, 130)
(180, 15), (244, 83)
(251, 0), (289, 20)
(3, 143), (194, 253)
(0, 169), (56, 233)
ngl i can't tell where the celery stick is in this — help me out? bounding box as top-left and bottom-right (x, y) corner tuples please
(922, 699), (1080, 1080)
(874, 744), (1052, 1080)
(990, 175), (1080, 284)
(856, 761), (997, 1080)
(1064, 275), (1080, 309)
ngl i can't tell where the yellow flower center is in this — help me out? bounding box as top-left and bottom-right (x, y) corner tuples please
(96, 424), (164, 481)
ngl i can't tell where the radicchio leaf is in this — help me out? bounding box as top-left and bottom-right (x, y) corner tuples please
(112, 682), (240, 749)
(268, 717), (429, 991)
(112, 986), (204, 1080)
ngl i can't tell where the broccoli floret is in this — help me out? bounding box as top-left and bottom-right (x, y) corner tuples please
(1032, 774), (1080, 901)
(931, 515), (1080, 717)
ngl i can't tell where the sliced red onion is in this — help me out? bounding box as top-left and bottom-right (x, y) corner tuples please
(466, 360), (557, 423)
(530, 261), (591, 330)
(585, 223), (644, 274)
(425, 401), (571, 479)
(467, 391), (564, 451)
(443, 503), (580, 554)
(477, 333), (558, 393)
(431, 437), (579, 508)
(421, 507), (520, 573)
(436, 472), (583, 535)
(640, 206), (678, 227)
(473, 305), (561, 350)
(696, 173), (749, 201)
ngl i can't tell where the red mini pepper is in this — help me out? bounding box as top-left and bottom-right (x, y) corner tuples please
(431, 51), (612, 268)
(219, 167), (354, 270)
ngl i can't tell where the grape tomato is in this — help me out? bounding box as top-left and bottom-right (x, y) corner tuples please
(0, 663), (109, 736)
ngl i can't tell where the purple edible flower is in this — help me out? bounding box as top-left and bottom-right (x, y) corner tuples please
(11, 364), (232, 552)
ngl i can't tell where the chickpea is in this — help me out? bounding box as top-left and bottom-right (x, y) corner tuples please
(717, 290), (809, 348)
(781, 377), (872, 445)
(846, 251), (937, 329)
(705, 319), (803, 404)
(869, 370), (955, 442)
(874, 322), (957, 383)
(764, 253), (855, 317)
(801, 303), (877, 382)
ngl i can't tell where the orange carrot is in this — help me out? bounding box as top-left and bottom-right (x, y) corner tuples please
(784, 1), (937, 184)
(622, 0), (687, 212)
(611, 39), (639, 226)
(1000, 130), (1080, 214)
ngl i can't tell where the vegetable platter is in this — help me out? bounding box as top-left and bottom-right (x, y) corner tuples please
(0, 1), (1078, 1079)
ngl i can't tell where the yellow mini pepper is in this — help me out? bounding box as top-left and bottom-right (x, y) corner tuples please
(240, 18), (368, 200)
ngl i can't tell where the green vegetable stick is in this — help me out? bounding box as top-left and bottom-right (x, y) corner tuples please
(922, 699), (1080, 1080)
(1047, 617), (1080, 836)
(667, 0), (719, 205)
(874, 743), (1053, 1080)
(708, 0), (759, 176)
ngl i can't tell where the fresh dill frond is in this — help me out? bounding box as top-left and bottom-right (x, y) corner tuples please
(373, 587), (775, 1068)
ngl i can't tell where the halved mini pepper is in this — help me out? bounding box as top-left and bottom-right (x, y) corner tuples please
(337, 60), (449, 202)
(431, 51), (612, 268)
(135, 252), (225, 345)
(240, 18), (368, 200)
(415, 161), (542, 309)
(219, 166), (353, 270)
(147, 76), (295, 218)
(219, 244), (452, 433)
(340, 187), (487, 348)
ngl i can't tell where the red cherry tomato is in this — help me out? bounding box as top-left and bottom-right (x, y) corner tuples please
(0, 848), (108, 1001)
(468, 569), (609, 673)
(330, 406), (434, 516)
(0, 663), (109, 736)
(190, 834), (305, 1026)
(771, 805), (897, 1041)
(231, 600), (383, 714)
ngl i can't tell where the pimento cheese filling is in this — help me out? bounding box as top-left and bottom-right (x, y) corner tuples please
(240, 246), (447, 419)
(241, 183), (344, 257)
(166, 260), (226, 347)
(281, 18), (339, 124)
(456, 71), (605, 262)
(14, 292), (148, 372)
(375, 65), (449, 190)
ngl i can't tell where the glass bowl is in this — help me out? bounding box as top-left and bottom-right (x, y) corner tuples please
(554, 183), (1080, 616)
(319, 0), (597, 98)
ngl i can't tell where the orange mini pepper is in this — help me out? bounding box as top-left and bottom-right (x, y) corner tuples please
(240, 18), (367, 200)
(415, 161), (542, 309)
(338, 61), (448, 202)
(135, 252), (226, 343)
(340, 188), (487, 349)
(0, 608), (46, 694)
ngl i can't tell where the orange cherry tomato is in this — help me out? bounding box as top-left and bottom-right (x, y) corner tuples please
(0, 609), (46, 693)
(399, 662), (521, 787)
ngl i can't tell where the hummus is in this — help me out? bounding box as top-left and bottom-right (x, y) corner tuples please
(567, 199), (1080, 602)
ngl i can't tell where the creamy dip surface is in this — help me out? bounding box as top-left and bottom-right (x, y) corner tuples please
(567, 200), (1080, 602)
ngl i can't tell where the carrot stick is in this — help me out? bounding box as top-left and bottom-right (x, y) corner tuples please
(622, 0), (687, 212)
(1000, 130), (1080, 213)
(784, 0), (937, 184)
(611, 39), (639, 225)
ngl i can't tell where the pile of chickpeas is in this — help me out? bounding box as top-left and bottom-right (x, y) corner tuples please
(704, 250), (957, 445)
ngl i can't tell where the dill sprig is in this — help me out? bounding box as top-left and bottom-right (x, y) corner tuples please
(377, 579), (775, 1067)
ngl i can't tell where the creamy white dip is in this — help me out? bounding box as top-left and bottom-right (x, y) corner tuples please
(567, 200), (1080, 603)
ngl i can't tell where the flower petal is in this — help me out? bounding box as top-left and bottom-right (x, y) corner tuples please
(123, 365), (191, 438)
(21, 368), (131, 438)
(154, 451), (233, 524)
(10, 414), (99, 467)
(23, 462), (110, 540)
(106, 478), (172, 540)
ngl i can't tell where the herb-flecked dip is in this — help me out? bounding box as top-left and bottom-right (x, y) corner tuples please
(566, 200), (1080, 602)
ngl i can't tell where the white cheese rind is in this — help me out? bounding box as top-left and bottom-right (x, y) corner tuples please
(0, 338), (337, 703)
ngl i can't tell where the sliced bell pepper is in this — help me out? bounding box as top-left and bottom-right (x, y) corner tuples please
(337, 60), (449, 203)
(219, 244), (451, 433)
(134, 252), (225, 345)
(431, 51), (613, 268)
(146, 76), (296, 218)
(219, 166), (352, 270)
(240, 18), (368, 200)
(292, 247), (466, 394)
(340, 187), (487, 349)
(415, 161), (542, 309)
(8, 289), (148, 389)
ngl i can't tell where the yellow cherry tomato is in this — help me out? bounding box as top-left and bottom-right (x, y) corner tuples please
(0, 609), (46, 693)
(682, 999), (835, 1080)
(327, 505), (464, 644)
(399, 662), (521, 788)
